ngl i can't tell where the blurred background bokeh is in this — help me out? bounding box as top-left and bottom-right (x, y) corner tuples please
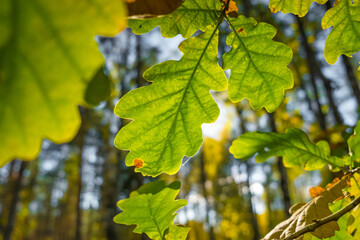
(1, 0), (360, 239)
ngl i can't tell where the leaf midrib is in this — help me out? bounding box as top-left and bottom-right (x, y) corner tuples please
(242, 132), (338, 167)
(155, 14), (225, 173)
(226, 16), (275, 109)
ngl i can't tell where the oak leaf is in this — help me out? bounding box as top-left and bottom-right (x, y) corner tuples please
(263, 177), (348, 239)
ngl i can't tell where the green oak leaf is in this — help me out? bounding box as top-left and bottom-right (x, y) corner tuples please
(348, 121), (360, 162)
(0, 0), (126, 166)
(269, 0), (328, 17)
(322, 0), (360, 65)
(223, 16), (294, 112)
(114, 181), (187, 240)
(129, 0), (222, 38)
(229, 128), (343, 170)
(114, 25), (227, 176)
(166, 225), (191, 240)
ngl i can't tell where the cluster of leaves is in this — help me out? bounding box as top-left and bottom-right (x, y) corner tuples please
(115, 0), (294, 177)
(113, 0), (360, 239)
(2, 0), (360, 239)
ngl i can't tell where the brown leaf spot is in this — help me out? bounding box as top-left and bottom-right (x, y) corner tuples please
(237, 27), (244, 33)
(133, 158), (144, 169)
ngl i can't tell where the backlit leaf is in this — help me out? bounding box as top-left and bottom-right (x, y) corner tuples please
(229, 128), (343, 170)
(0, 0), (126, 166)
(322, 0), (360, 65)
(223, 16), (293, 112)
(350, 173), (360, 198)
(114, 181), (187, 240)
(129, 0), (222, 38)
(166, 225), (191, 240)
(269, 0), (328, 17)
(114, 25), (227, 176)
(348, 121), (360, 162)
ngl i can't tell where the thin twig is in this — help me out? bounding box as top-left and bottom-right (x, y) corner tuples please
(283, 195), (360, 240)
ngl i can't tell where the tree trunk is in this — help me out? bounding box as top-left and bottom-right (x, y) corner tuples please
(296, 17), (327, 130)
(245, 160), (261, 240)
(3, 161), (27, 240)
(296, 16), (342, 125)
(269, 113), (291, 218)
(199, 151), (216, 240)
(75, 108), (88, 240)
(0, 160), (16, 229)
(238, 109), (261, 240)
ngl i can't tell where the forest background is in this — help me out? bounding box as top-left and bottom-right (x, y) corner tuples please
(1, 0), (360, 239)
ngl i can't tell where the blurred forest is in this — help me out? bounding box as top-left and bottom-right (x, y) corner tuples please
(1, 0), (360, 239)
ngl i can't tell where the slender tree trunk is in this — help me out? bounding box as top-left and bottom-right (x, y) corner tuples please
(0, 160), (16, 229)
(269, 113), (291, 218)
(75, 108), (88, 240)
(101, 29), (132, 240)
(296, 17), (327, 130)
(296, 16), (342, 125)
(3, 161), (27, 240)
(22, 160), (39, 240)
(264, 165), (275, 231)
(199, 151), (216, 240)
(135, 35), (144, 87)
(245, 160), (261, 240)
(238, 109), (261, 240)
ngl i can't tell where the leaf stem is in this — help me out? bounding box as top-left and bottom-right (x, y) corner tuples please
(282, 195), (360, 240)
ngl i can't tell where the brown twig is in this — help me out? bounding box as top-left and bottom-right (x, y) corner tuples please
(282, 195), (360, 240)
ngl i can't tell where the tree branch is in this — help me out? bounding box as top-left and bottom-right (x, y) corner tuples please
(282, 195), (360, 240)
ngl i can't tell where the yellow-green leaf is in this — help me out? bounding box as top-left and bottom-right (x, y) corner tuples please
(223, 16), (293, 112)
(129, 0), (222, 38)
(229, 128), (343, 170)
(269, 0), (328, 17)
(114, 181), (187, 240)
(114, 25), (227, 176)
(322, 0), (360, 65)
(0, 0), (126, 166)
(348, 121), (360, 162)
(166, 225), (191, 240)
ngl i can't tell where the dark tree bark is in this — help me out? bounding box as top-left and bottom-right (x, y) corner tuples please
(296, 17), (327, 130)
(135, 34), (144, 87)
(75, 108), (88, 240)
(238, 109), (261, 240)
(245, 160), (261, 240)
(0, 160), (16, 230)
(296, 16), (342, 125)
(199, 151), (216, 240)
(269, 113), (291, 218)
(3, 161), (28, 240)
